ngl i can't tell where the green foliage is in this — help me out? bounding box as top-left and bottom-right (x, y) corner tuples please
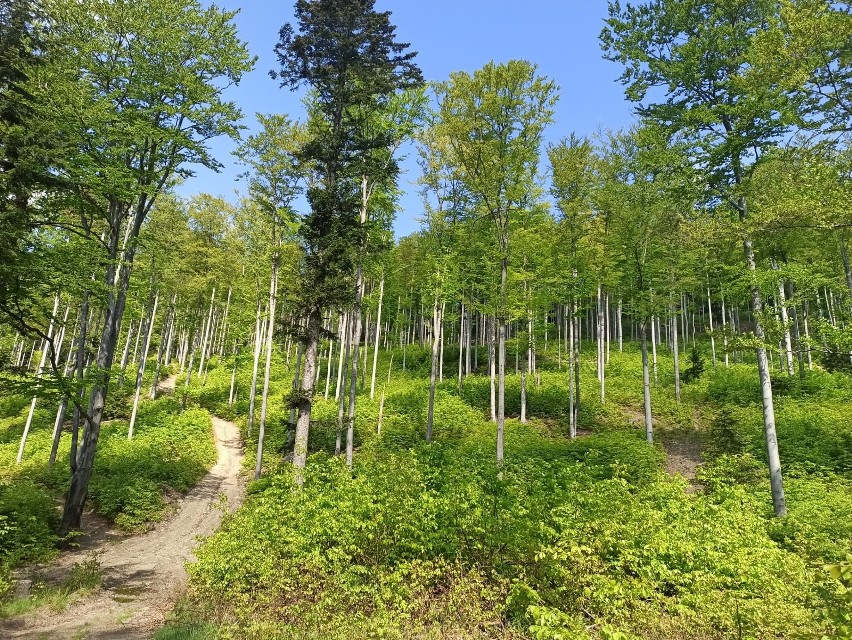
(89, 407), (216, 530)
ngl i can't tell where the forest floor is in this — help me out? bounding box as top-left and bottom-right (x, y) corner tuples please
(0, 375), (245, 640)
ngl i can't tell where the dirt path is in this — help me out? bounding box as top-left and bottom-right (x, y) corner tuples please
(1, 375), (244, 640)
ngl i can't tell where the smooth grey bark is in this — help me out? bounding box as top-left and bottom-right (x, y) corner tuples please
(116, 319), (135, 387)
(149, 297), (174, 400)
(336, 311), (353, 457)
(721, 290), (730, 368)
(597, 285), (605, 404)
(370, 275), (384, 400)
(771, 259), (795, 376)
(346, 283), (365, 467)
(50, 308), (82, 468)
(457, 300), (465, 396)
(17, 294), (60, 464)
(743, 217), (787, 516)
(489, 314), (496, 422)
(255, 263), (278, 481)
(426, 295), (441, 443)
(289, 339), (304, 429)
(497, 256), (508, 468)
(335, 311), (349, 401)
(228, 343), (238, 406)
(641, 320), (653, 443)
(293, 308), (320, 482)
(197, 288), (216, 378)
(60, 197), (148, 536)
(247, 301), (264, 438)
(128, 292), (158, 439)
(706, 282), (716, 369)
(650, 314), (659, 385)
(671, 301), (681, 404)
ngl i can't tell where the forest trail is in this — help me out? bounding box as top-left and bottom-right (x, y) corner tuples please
(1, 375), (245, 640)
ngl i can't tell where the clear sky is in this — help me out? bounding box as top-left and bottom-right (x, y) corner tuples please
(177, 1), (637, 237)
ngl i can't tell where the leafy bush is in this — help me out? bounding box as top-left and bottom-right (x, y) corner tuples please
(89, 407), (217, 530)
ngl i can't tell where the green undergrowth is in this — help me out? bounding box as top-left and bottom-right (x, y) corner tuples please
(168, 342), (851, 639)
(0, 374), (216, 597)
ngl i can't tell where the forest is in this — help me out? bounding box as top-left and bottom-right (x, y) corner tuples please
(0, 0), (851, 638)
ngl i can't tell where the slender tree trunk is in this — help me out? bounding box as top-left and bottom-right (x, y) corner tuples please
(228, 343), (238, 406)
(641, 320), (653, 443)
(17, 294), (60, 463)
(671, 300), (681, 404)
(744, 227), (787, 516)
(116, 319), (135, 388)
(149, 297), (173, 399)
(497, 256), (507, 468)
(489, 314), (496, 423)
(60, 199), (145, 536)
(568, 303), (576, 438)
(128, 292), (158, 439)
(336, 312), (353, 456)
(597, 285), (605, 404)
(247, 301), (264, 438)
(650, 314), (658, 386)
(457, 301), (465, 396)
(370, 275), (384, 400)
(255, 262), (278, 480)
(293, 309), (320, 486)
(197, 288), (215, 378)
(49, 308), (82, 468)
(771, 260), (794, 376)
(707, 281), (716, 369)
(426, 294), (440, 443)
(346, 269), (366, 468)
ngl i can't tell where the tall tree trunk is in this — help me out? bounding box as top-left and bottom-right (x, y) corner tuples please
(346, 271), (366, 468)
(128, 292), (159, 439)
(116, 319), (135, 387)
(255, 261), (278, 480)
(641, 320), (653, 443)
(497, 256), (507, 468)
(149, 297), (174, 399)
(370, 275), (384, 400)
(17, 294), (60, 463)
(597, 285), (605, 404)
(771, 259), (795, 376)
(671, 300), (681, 404)
(744, 226), (787, 516)
(49, 307), (82, 468)
(336, 312), (353, 456)
(489, 314), (496, 422)
(60, 198), (145, 536)
(197, 288), (216, 378)
(457, 300), (465, 396)
(293, 308), (321, 483)
(247, 301), (264, 438)
(426, 294), (440, 443)
(650, 314), (659, 386)
(228, 343), (238, 406)
(706, 280), (716, 369)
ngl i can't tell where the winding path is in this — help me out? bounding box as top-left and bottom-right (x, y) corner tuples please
(1, 376), (244, 639)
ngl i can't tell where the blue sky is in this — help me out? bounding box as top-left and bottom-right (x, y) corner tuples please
(178, 1), (637, 237)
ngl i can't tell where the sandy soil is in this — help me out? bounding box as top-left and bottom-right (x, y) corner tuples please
(0, 375), (244, 640)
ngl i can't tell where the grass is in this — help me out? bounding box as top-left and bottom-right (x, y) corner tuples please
(0, 557), (101, 619)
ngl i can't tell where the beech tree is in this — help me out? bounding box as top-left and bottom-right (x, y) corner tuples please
(3, 0), (256, 535)
(435, 60), (557, 467)
(602, 0), (809, 515)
